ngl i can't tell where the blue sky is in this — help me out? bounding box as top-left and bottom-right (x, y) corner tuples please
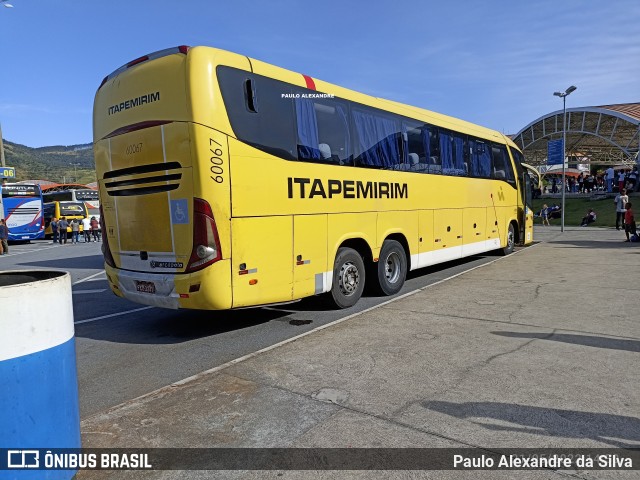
(1, 0), (638, 147)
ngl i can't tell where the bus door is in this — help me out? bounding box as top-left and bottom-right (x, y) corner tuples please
(521, 164), (538, 244)
(521, 171), (533, 243)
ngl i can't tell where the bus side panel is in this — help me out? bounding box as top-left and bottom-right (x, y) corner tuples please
(231, 216), (293, 308)
(433, 209), (463, 262)
(327, 211), (377, 270)
(190, 123), (232, 264)
(415, 210), (434, 269)
(486, 202), (501, 249)
(293, 214), (328, 299)
(377, 211), (419, 268)
(462, 207), (487, 256)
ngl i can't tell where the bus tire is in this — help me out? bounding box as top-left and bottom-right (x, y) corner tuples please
(329, 247), (365, 309)
(502, 223), (515, 255)
(374, 240), (407, 296)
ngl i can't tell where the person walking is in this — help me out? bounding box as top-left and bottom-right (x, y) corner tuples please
(82, 216), (92, 242)
(614, 189), (629, 231)
(0, 219), (8, 255)
(624, 202), (636, 242)
(58, 217), (69, 244)
(70, 219), (80, 244)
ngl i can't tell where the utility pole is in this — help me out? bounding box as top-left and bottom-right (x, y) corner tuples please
(0, 122), (6, 167)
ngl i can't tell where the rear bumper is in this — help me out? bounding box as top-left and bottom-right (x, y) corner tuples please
(113, 269), (180, 309)
(105, 259), (232, 310)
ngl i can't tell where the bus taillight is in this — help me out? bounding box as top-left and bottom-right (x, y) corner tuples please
(186, 198), (222, 273)
(99, 205), (115, 268)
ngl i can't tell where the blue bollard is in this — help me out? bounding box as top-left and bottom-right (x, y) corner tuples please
(0, 271), (81, 479)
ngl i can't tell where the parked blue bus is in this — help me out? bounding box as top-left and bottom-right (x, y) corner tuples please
(1, 183), (45, 241)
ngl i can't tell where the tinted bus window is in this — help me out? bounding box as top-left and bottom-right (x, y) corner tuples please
(295, 97), (351, 166)
(218, 66), (297, 160)
(492, 145), (516, 186)
(352, 108), (402, 169)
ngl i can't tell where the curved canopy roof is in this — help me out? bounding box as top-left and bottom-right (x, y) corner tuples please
(512, 103), (640, 168)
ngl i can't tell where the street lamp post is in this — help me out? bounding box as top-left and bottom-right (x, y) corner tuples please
(71, 163), (81, 183)
(553, 85), (577, 233)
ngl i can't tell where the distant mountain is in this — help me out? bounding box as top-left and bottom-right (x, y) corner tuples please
(2, 140), (96, 184)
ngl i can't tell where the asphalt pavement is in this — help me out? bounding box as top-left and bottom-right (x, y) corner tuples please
(76, 226), (640, 479)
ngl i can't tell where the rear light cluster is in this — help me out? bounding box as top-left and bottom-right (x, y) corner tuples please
(99, 205), (116, 268)
(185, 198), (222, 273)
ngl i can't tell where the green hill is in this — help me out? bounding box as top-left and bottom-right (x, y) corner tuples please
(3, 140), (96, 184)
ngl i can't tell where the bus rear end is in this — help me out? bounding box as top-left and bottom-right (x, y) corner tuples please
(93, 46), (232, 310)
(58, 201), (88, 233)
(1, 184), (44, 241)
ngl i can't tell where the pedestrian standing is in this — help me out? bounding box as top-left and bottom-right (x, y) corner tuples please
(82, 216), (92, 242)
(629, 168), (637, 192)
(71, 219), (80, 244)
(614, 189), (629, 231)
(90, 216), (100, 242)
(578, 173), (584, 193)
(58, 217), (69, 244)
(606, 166), (614, 192)
(0, 219), (8, 255)
(541, 204), (550, 226)
(618, 170), (626, 193)
(51, 217), (59, 244)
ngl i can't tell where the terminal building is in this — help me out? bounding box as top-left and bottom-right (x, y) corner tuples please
(512, 102), (639, 171)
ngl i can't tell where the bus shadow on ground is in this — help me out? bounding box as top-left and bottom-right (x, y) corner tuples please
(421, 400), (640, 448)
(74, 253), (498, 343)
(75, 307), (287, 345)
(18, 254), (106, 270)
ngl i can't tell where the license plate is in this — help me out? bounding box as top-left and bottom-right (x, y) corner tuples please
(135, 281), (156, 294)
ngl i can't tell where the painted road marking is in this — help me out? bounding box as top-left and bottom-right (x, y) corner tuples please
(74, 306), (154, 325)
(73, 270), (106, 286)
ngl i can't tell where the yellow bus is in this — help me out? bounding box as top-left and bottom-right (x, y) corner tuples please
(93, 46), (533, 310)
(43, 201), (88, 237)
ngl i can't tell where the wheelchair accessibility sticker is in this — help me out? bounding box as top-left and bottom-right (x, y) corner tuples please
(170, 199), (189, 224)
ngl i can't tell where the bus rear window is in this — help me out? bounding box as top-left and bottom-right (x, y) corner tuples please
(60, 203), (86, 216)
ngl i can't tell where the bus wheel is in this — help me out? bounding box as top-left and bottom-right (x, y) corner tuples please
(375, 240), (407, 296)
(329, 247), (365, 309)
(503, 223), (515, 255)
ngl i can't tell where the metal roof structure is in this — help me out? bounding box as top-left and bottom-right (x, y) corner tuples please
(512, 103), (640, 169)
(15, 180), (97, 191)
